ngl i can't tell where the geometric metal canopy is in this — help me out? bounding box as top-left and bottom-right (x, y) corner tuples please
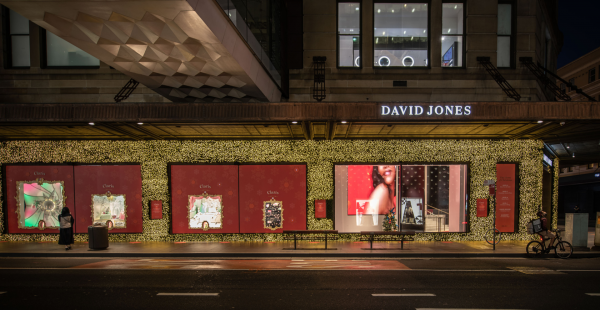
(1, 0), (282, 103)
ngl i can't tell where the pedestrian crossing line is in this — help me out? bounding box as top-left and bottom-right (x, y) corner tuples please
(157, 293), (219, 296)
(586, 293), (600, 296)
(373, 293), (435, 297)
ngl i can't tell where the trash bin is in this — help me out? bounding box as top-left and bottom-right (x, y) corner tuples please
(88, 224), (109, 250)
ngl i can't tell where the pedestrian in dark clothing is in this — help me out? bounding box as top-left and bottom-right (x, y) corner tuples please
(58, 207), (74, 250)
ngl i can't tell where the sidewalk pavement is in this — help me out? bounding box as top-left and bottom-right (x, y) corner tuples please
(1, 239), (598, 258)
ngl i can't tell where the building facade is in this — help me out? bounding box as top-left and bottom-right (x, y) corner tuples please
(0, 0), (597, 243)
(557, 46), (600, 102)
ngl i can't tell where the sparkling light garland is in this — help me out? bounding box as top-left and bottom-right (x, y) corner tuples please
(0, 140), (553, 242)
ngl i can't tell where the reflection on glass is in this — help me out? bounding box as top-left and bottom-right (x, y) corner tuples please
(497, 4), (512, 67)
(441, 4), (463, 67)
(9, 10), (30, 67)
(338, 2), (361, 67)
(46, 31), (100, 67)
(374, 3), (428, 67)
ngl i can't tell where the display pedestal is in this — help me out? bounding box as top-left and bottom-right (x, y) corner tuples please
(564, 213), (589, 251)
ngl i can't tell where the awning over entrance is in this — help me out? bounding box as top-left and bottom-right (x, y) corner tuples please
(1, 0), (282, 103)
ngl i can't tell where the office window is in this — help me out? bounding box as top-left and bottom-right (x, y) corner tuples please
(46, 30), (99, 67)
(497, 2), (513, 67)
(589, 68), (596, 83)
(374, 2), (428, 67)
(568, 78), (575, 91)
(7, 9), (30, 67)
(441, 3), (463, 67)
(338, 2), (361, 67)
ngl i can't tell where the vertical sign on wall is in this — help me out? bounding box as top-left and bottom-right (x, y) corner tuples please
(476, 199), (488, 217)
(315, 200), (326, 218)
(151, 200), (163, 219)
(496, 164), (516, 233)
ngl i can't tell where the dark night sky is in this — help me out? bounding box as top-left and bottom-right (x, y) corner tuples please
(557, 0), (600, 68)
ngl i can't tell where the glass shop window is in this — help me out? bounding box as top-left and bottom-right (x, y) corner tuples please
(441, 3), (463, 67)
(45, 30), (100, 67)
(338, 2), (361, 67)
(7, 9), (30, 67)
(589, 68), (596, 83)
(333, 164), (468, 233)
(497, 3), (513, 68)
(374, 2), (429, 67)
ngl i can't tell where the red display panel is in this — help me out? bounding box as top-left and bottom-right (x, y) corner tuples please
(5, 165), (75, 234)
(151, 200), (163, 219)
(348, 165), (397, 215)
(496, 164), (516, 233)
(476, 199), (488, 217)
(74, 165), (143, 233)
(239, 165), (306, 233)
(315, 200), (326, 218)
(171, 165), (239, 234)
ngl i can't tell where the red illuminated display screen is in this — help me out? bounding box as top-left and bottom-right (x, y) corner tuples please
(74, 165), (143, 233)
(170, 165), (239, 234)
(5, 165), (75, 234)
(239, 165), (307, 233)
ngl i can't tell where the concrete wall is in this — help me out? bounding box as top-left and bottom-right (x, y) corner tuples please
(290, 0), (562, 102)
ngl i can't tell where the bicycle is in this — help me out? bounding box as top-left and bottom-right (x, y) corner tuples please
(484, 227), (501, 245)
(526, 228), (573, 259)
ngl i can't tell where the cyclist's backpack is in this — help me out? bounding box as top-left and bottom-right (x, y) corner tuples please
(528, 218), (543, 234)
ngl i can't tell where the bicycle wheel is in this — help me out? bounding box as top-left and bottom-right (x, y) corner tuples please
(485, 228), (501, 245)
(526, 240), (544, 258)
(554, 241), (573, 259)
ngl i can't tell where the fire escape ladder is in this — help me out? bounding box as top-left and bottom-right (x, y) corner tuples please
(477, 57), (521, 101)
(313, 56), (326, 102)
(532, 60), (597, 102)
(114, 79), (140, 103)
(519, 57), (571, 101)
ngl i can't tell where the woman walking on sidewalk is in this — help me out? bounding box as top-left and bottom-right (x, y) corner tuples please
(58, 207), (74, 250)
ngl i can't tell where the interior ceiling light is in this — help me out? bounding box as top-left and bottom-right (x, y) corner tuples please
(355, 7), (359, 11)
(572, 153), (575, 157)
(423, 30), (426, 33)
(537, 120), (543, 123)
(137, 122), (143, 125)
(455, 5), (458, 9)
(412, 8), (415, 12)
(404, 4), (407, 7)
(404, 30), (406, 34)
(341, 121), (347, 124)
(89, 122), (95, 125)
(392, 9), (394, 13)
(383, 31), (386, 35)
(448, 28), (451, 33)
(378, 9), (381, 13)
(442, 37), (445, 41)
(292, 121), (298, 124)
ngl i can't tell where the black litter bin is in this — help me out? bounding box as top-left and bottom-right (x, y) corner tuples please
(88, 224), (109, 250)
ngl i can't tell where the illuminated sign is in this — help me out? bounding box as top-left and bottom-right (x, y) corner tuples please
(381, 105), (471, 116)
(543, 154), (553, 166)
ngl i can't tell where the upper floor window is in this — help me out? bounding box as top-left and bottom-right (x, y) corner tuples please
(6, 9), (30, 67)
(338, 2), (361, 68)
(497, 2), (514, 68)
(374, 2), (429, 67)
(441, 2), (464, 67)
(560, 83), (565, 91)
(45, 30), (99, 67)
(568, 78), (575, 91)
(589, 68), (596, 83)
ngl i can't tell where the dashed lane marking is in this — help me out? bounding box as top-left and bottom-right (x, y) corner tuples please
(373, 293), (435, 297)
(507, 267), (565, 275)
(157, 293), (218, 296)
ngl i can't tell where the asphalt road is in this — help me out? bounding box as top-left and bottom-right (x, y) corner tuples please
(1, 258), (599, 310)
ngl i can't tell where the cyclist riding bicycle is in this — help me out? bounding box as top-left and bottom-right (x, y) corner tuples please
(536, 210), (555, 250)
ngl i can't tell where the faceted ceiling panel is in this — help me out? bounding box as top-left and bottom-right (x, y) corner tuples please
(2, 0), (281, 103)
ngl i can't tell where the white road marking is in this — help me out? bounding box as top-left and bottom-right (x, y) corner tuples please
(557, 270), (600, 272)
(289, 262), (309, 264)
(373, 293), (435, 297)
(586, 293), (600, 296)
(417, 309), (530, 310)
(157, 293), (219, 296)
(324, 260), (338, 261)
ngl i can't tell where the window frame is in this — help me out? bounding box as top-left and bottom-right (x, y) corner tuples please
(497, 0), (516, 69)
(441, 0), (466, 69)
(589, 68), (596, 84)
(41, 29), (100, 69)
(372, 0), (432, 69)
(336, 1), (363, 69)
(2, 6), (31, 69)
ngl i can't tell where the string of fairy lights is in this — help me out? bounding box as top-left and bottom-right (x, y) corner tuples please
(0, 139), (551, 242)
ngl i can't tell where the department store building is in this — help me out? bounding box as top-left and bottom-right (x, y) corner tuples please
(0, 0), (597, 243)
